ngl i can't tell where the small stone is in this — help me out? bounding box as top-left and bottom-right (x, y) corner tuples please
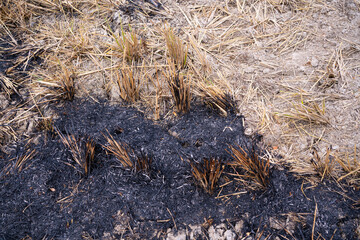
(208, 224), (228, 240)
(263, 68), (271, 74)
(166, 229), (187, 240)
(234, 220), (244, 234)
(311, 57), (319, 67)
(101, 232), (113, 240)
(244, 128), (252, 136)
(188, 224), (202, 239)
(224, 230), (236, 240)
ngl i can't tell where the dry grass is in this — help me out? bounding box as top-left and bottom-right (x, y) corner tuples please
(115, 63), (146, 103)
(102, 131), (134, 169)
(195, 80), (234, 116)
(108, 26), (144, 64)
(278, 99), (329, 125)
(57, 130), (95, 177)
(0, 73), (18, 97)
(337, 146), (360, 187)
(228, 145), (270, 190)
(102, 130), (152, 173)
(190, 158), (224, 194)
(164, 63), (191, 113)
(164, 25), (188, 70)
(310, 148), (335, 182)
(0, 149), (37, 178)
(32, 62), (76, 102)
(0, 0), (357, 191)
(135, 153), (152, 174)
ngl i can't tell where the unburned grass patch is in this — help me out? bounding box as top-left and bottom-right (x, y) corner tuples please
(107, 26), (145, 64)
(278, 99), (329, 125)
(336, 146), (360, 187)
(163, 25), (188, 70)
(31, 61), (76, 102)
(115, 63), (146, 103)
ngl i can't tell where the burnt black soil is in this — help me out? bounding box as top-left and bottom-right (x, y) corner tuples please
(0, 100), (359, 239)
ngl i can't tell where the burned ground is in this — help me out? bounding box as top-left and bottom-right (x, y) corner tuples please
(0, 100), (359, 239)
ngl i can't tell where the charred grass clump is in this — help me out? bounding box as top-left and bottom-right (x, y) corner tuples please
(190, 158), (224, 194)
(102, 131), (152, 174)
(228, 145), (270, 190)
(57, 130), (95, 177)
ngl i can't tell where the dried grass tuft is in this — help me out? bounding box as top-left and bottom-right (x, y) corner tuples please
(228, 145), (270, 190)
(33, 62), (76, 102)
(337, 146), (360, 186)
(135, 152), (152, 174)
(190, 158), (224, 194)
(164, 26), (188, 69)
(115, 63), (145, 103)
(310, 148), (335, 182)
(279, 99), (329, 125)
(195, 81), (234, 116)
(164, 63), (191, 113)
(57, 130), (95, 177)
(102, 131), (133, 169)
(102, 130), (152, 173)
(109, 26), (144, 63)
(0, 73), (18, 97)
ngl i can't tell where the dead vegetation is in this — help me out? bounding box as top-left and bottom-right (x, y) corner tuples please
(108, 26), (144, 64)
(310, 148), (336, 182)
(337, 146), (360, 187)
(57, 130), (95, 177)
(278, 99), (329, 125)
(164, 63), (191, 113)
(102, 131), (134, 169)
(0, 149), (36, 178)
(115, 63), (145, 103)
(102, 130), (152, 173)
(228, 145), (270, 190)
(190, 158), (224, 194)
(32, 62), (76, 102)
(195, 80), (234, 116)
(164, 25), (188, 69)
